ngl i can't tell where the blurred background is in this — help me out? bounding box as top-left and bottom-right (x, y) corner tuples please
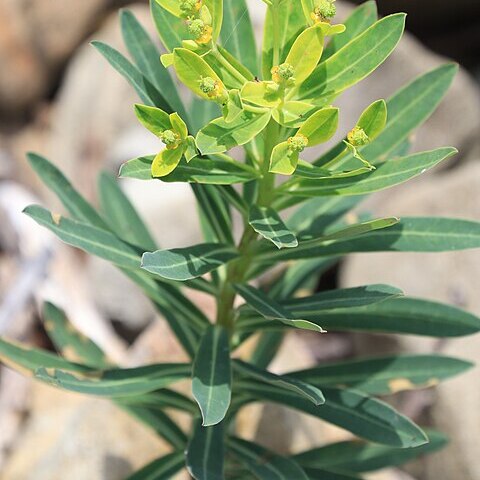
(0, 1), (479, 479)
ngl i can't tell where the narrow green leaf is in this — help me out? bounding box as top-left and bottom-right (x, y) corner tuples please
(221, 0), (258, 75)
(196, 112), (272, 155)
(127, 451), (185, 479)
(286, 296), (480, 338)
(187, 420), (225, 480)
(0, 337), (90, 375)
(120, 154), (259, 185)
(24, 205), (141, 269)
(233, 360), (324, 405)
(250, 332), (285, 369)
(142, 243), (239, 281)
(294, 429), (447, 473)
(42, 302), (109, 369)
(150, 0), (185, 51)
(288, 355), (473, 395)
(193, 325), (232, 426)
(282, 147), (457, 197)
(258, 217), (399, 262)
(240, 382), (428, 448)
(303, 469), (361, 480)
(322, 1), (378, 61)
(27, 153), (108, 230)
(92, 41), (170, 111)
(295, 14), (406, 104)
(234, 284), (325, 333)
(98, 172), (157, 252)
(249, 206), (298, 249)
(229, 437), (309, 480)
(121, 9), (186, 118)
(35, 363), (191, 397)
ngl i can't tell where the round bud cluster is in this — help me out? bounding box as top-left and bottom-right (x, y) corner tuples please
(188, 18), (213, 44)
(159, 129), (180, 149)
(199, 76), (217, 95)
(288, 134), (309, 153)
(312, 0), (336, 23)
(271, 63), (295, 85)
(180, 0), (201, 16)
(347, 126), (370, 146)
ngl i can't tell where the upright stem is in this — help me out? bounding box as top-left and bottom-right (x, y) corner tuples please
(271, 2), (281, 67)
(216, 119), (280, 332)
(211, 47), (249, 86)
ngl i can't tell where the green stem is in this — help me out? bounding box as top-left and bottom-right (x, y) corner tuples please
(211, 48), (249, 86)
(271, 3), (281, 67)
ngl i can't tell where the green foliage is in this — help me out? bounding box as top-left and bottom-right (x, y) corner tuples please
(3, 2), (480, 479)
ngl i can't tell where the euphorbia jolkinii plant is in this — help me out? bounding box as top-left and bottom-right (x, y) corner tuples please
(3, 1), (480, 478)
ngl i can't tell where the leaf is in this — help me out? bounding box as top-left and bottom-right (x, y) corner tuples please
(121, 10), (186, 118)
(92, 41), (169, 111)
(126, 451), (185, 480)
(249, 332), (285, 369)
(272, 101), (316, 128)
(150, 0), (185, 51)
(233, 360), (324, 405)
(120, 154), (259, 185)
(284, 216), (480, 257)
(122, 405), (187, 449)
(196, 112), (272, 155)
(142, 243), (239, 281)
(221, 0), (258, 75)
(322, 1), (378, 61)
(24, 205), (141, 269)
(285, 23), (324, 84)
(240, 383), (428, 448)
(134, 104), (171, 136)
(297, 107), (339, 146)
(151, 147), (185, 177)
(293, 429), (447, 473)
(205, 0), (223, 42)
(288, 354), (473, 395)
(282, 147), (457, 197)
(295, 14), (406, 104)
(269, 141), (299, 175)
(186, 420), (225, 480)
(0, 337), (90, 376)
(42, 302), (109, 368)
(98, 172), (157, 251)
(27, 153), (108, 230)
(229, 437), (309, 480)
(192, 184), (234, 245)
(193, 325), (232, 426)
(249, 206), (298, 249)
(234, 284), (325, 333)
(357, 99), (387, 140)
(283, 284), (404, 311)
(35, 363), (191, 397)
(293, 162), (371, 180)
(303, 469), (361, 480)
(285, 296), (480, 338)
(258, 217), (399, 262)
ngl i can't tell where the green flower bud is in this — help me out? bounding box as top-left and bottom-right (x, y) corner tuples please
(287, 134), (309, 153)
(199, 76), (217, 95)
(159, 129), (180, 149)
(188, 19), (205, 38)
(347, 126), (370, 146)
(180, 0), (200, 16)
(271, 63), (295, 85)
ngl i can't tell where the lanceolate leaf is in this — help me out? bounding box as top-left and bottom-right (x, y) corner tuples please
(142, 243), (239, 281)
(239, 382), (428, 448)
(92, 41), (170, 111)
(303, 469), (361, 480)
(295, 14), (406, 104)
(121, 9), (186, 118)
(24, 205), (141, 269)
(293, 429), (447, 473)
(193, 326), (232, 426)
(187, 420), (225, 480)
(150, 0), (185, 51)
(35, 363), (191, 397)
(119, 154), (259, 184)
(288, 355), (473, 395)
(98, 172), (157, 252)
(322, 1), (378, 61)
(234, 284), (326, 333)
(282, 147), (457, 197)
(27, 153), (108, 230)
(115, 389), (197, 414)
(229, 437), (309, 480)
(127, 451), (185, 480)
(233, 360), (324, 405)
(42, 302), (109, 368)
(196, 112), (272, 155)
(249, 206), (298, 249)
(221, 0), (258, 75)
